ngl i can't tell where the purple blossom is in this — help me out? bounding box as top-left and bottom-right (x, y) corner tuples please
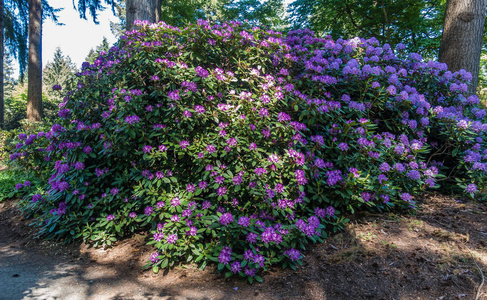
(232, 175), (243, 185)
(74, 162), (85, 170)
(400, 193), (412, 202)
(238, 216), (250, 227)
(255, 168), (267, 176)
(199, 181), (208, 190)
(183, 110), (192, 118)
(231, 261), (242, 273)
(202, 200), (211, 210)
(246, 232), (258, 244)
(218, 246), (232, 265)
(244, 267), (256, 278)
(186, 184), (196, 193)
(194, 105), (205, 114)
(179, 140), (190, 149)
(124, 115), (140, 124)
(295, 169), (308, 185)
(284, 248), (301, 261)
(166, 234), (178, 244)
(394, 163), (406, 172)
(83, 146), (93, 154)
(168, 90), (180, 101)
(153, 232), (164, 241)
(32, 194), (43, 203)
(277, 112), (291, 122)
(144, 206), (154, 215)
(465, 183), (477, 193)
(407, 170), (421, 180)
(227, 138), (237, 147)
(150, 252), (160, 263)
(143, 145), (153, 153)
(217, 186), (227, 196)
(186, 226), (197, 236)
(275, 183), (285, 193)
(379, 162), (390, 172)
(195, 66), (209, 78)
(338, 142), (349, 151)
(259, 108), (269, 118)
(171, 197), (181, 207)
(326, 170), (342, 186)
(219, 212), (233, 226)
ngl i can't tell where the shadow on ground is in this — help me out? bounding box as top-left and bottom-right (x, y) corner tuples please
(0, 193), (485, 300)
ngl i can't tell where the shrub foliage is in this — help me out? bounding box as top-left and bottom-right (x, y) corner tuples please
(9, 20), (487, 281)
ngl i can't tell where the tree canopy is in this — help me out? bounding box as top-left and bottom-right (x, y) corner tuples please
(288, 0), (447, 58)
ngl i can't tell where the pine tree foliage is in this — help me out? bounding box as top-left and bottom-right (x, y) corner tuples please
(3, 52), (17, 98)
(84, 37), (111, 64)
(3, 0), (61, 79)
(42, 47), (77, 100)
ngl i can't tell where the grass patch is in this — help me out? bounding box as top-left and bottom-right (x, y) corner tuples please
(0, 168), (41, 202)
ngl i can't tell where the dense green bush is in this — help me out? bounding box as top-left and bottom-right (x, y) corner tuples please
(8, 20), (487, 281)
(4, 83), (61, 130)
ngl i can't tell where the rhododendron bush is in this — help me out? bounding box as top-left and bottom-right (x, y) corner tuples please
(9, 20), (487, 281)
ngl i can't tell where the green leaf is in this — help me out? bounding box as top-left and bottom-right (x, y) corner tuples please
(153, 265), (159, 273)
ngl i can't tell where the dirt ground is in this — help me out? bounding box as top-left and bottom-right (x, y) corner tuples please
(0, 193), (486, 300)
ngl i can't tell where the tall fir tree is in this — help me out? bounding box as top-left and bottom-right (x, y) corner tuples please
(85, 37), (111, 64)
(43, 47), (77, 100)
(27, 0), (43, 122)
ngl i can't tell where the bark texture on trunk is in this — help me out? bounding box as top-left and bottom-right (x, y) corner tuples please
(27, 0), (43, 122)
(126, 0), (162, 31)
(0, 0), (4, 129)
(439, 0), (487, 94)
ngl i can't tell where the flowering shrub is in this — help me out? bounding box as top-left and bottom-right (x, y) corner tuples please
(9, 20), (487, 281)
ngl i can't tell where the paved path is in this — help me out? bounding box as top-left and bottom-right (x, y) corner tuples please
(0, 241), (231, 300)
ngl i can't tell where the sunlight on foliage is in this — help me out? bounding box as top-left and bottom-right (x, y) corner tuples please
(7, 20), (487, 281)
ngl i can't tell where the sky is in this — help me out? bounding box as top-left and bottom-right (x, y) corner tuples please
(43, 0), (119, 68)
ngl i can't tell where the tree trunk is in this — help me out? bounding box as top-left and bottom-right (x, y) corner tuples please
(126, 0), (162, 31)
(0, 0), (4, 129)
(439, 0), (487, 94)
(27, 0), (43, 122)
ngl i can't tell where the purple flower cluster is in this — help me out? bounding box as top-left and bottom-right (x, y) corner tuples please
(12, 20), (487, 283)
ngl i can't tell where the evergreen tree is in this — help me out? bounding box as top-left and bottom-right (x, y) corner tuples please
(109, 1), (126, 37)
(43, 47), (77, 100)
(27, 0), (43, 122)
(85, 37), (111, 64)
(4, 52), (17, 98)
